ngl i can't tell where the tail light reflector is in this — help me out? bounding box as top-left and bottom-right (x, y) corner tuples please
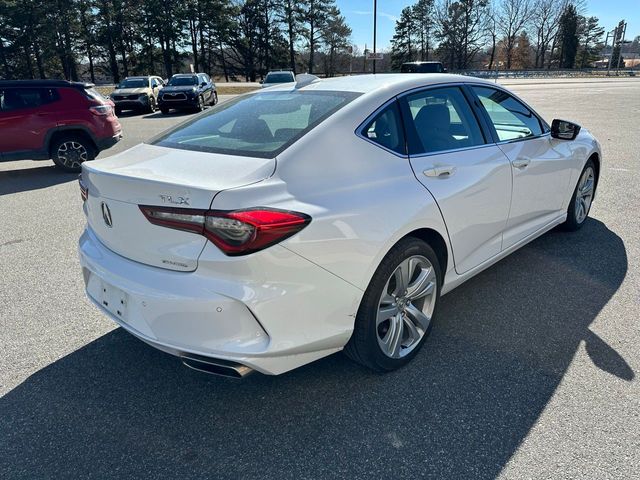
(139, 206), (311, 256)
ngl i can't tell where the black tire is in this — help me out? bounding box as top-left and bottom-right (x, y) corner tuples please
(160, 107), (169, 115)
(344, 237), (441, 373)
(195, 95), (205, 112)
(114, 106), (122, 116)
(211, 91), (218, 106)
(50, 134), (96, 173)
(146, 96), (157, 113)
(561, 158), (597, 231)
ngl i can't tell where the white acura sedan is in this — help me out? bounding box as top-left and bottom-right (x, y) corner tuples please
(79, 74), (601, 377)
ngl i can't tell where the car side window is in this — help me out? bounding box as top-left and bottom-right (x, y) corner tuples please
(361, 101), (406, 155)
(472, 86), (543, 142)
(0, 88), (57, 111)
(402, 86), (485, 155)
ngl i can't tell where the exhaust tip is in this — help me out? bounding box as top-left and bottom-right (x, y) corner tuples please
(182, 355), (253, 379)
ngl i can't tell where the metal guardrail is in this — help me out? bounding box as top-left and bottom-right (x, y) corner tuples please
(453, 69), (637, 79)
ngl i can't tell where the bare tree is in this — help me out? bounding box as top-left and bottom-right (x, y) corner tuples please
(496, 0), (532, 69)
(529, 0), (565, 68)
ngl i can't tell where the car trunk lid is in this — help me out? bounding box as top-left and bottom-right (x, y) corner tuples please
(82, 143), (275, 271)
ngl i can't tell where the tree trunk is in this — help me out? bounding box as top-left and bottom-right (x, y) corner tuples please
(218, 39), (229, 82)
(190, 19), (199, 73)
(0, 38), (10, 78)
(287, 13), (296, 73)
(32, 39), (46, 79)
(23, 44), (35, 79)
(308, 22), (315, 73)
(197, 5), (206, 73)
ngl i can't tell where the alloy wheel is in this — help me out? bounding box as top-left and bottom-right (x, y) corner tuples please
(376, 255), (437, 359)
(575, 166), (595, 224)
(57, 141), (88, 170)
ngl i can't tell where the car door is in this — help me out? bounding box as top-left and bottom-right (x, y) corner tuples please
(198, 74), (211, 103)
(0, 87), (60, 157)
(150, 77), (161, 100)
(470, 85), (574, 249)
(399, 85), (512, 274)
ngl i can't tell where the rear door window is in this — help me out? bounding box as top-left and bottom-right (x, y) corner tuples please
(401, 86), (486, 155)
(152, 90), (360, 158)
(0, 88), (58, 111)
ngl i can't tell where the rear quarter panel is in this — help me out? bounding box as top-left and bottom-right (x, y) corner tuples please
(211, 98), (453, 291)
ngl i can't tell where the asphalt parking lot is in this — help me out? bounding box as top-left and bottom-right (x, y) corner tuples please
(1, 79), (639, 479)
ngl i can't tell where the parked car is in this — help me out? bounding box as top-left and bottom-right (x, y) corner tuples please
(110, 76), (165, 115)
(157, 73), (217, 114)
(79, 74), (601, 377)
(261, 70), (295, 88)
(401, 61), (447, 73)
(0, 80), (121, 172)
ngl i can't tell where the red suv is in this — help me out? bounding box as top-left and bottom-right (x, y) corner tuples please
(0, 80), (122, 172)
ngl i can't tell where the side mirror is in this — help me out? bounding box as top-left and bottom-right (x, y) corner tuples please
(200, 81), (207, 87)
(551, 119), (581, 140)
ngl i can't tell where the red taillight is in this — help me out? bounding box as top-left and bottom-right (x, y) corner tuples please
(89, 104), (112, 116)
(139, 206), (311, 256)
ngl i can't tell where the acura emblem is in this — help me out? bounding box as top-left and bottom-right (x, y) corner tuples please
(101, 202), (113, 228)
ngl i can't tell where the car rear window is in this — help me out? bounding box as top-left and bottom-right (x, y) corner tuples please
(169, 76), (197, 86)
(151, 90), (360, 158)
(84, 88), (109, 102)
(265, 73), (294, 83)
(120, 78), (148, 88)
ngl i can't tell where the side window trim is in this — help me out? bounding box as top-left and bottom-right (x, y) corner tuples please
(355, 97), (408, 158)
(461, 84), (499, 144)
(398, 85), (488, 156)
(467, 84), (549, 144)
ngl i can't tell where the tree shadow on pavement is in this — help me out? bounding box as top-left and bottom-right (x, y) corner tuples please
(0, 165), (76, 196)
(0, 219), (629, 479)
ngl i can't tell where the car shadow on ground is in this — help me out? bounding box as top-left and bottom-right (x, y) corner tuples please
(0, 219), (630, 479)
(0, 165), (77, 195)
(141, 110), (196, 120)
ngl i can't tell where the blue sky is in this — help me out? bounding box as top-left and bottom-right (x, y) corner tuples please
(336, 0), (640, 51)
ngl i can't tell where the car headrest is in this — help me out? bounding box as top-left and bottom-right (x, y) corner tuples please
(415, 103), (451, 132)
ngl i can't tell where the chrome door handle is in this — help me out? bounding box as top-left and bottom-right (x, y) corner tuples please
(512, 158), (531, 169)
(423, 165), (457, 178)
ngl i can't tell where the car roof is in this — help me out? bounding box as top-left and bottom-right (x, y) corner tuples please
(403, 61), (442, 65)
(0, 79), (94, 89)
(172, 74), (198, 77)
(266, 73), (495, 95)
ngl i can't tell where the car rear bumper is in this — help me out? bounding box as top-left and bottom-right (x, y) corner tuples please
(78, 226), (362, 375)
(96, 132), (122, 151)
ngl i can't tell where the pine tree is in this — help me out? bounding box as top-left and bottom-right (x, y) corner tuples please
(390, 6), (417, 70)
(558, 4), (579, 69)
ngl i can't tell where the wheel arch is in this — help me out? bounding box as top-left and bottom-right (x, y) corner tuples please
(588, 151), (600, 197)
(47, 126), (98, 156)
(398, 227), (449, 280)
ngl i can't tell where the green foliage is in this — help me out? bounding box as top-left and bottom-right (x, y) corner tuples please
(577, 16), (604, 68)
(558, 4), (579, 69)
(0, 0), (351, 81)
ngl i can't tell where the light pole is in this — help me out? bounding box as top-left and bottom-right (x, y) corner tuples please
(373, 0), (377, 74)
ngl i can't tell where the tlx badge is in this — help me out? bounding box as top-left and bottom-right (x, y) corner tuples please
(159, 194), (190, 206)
